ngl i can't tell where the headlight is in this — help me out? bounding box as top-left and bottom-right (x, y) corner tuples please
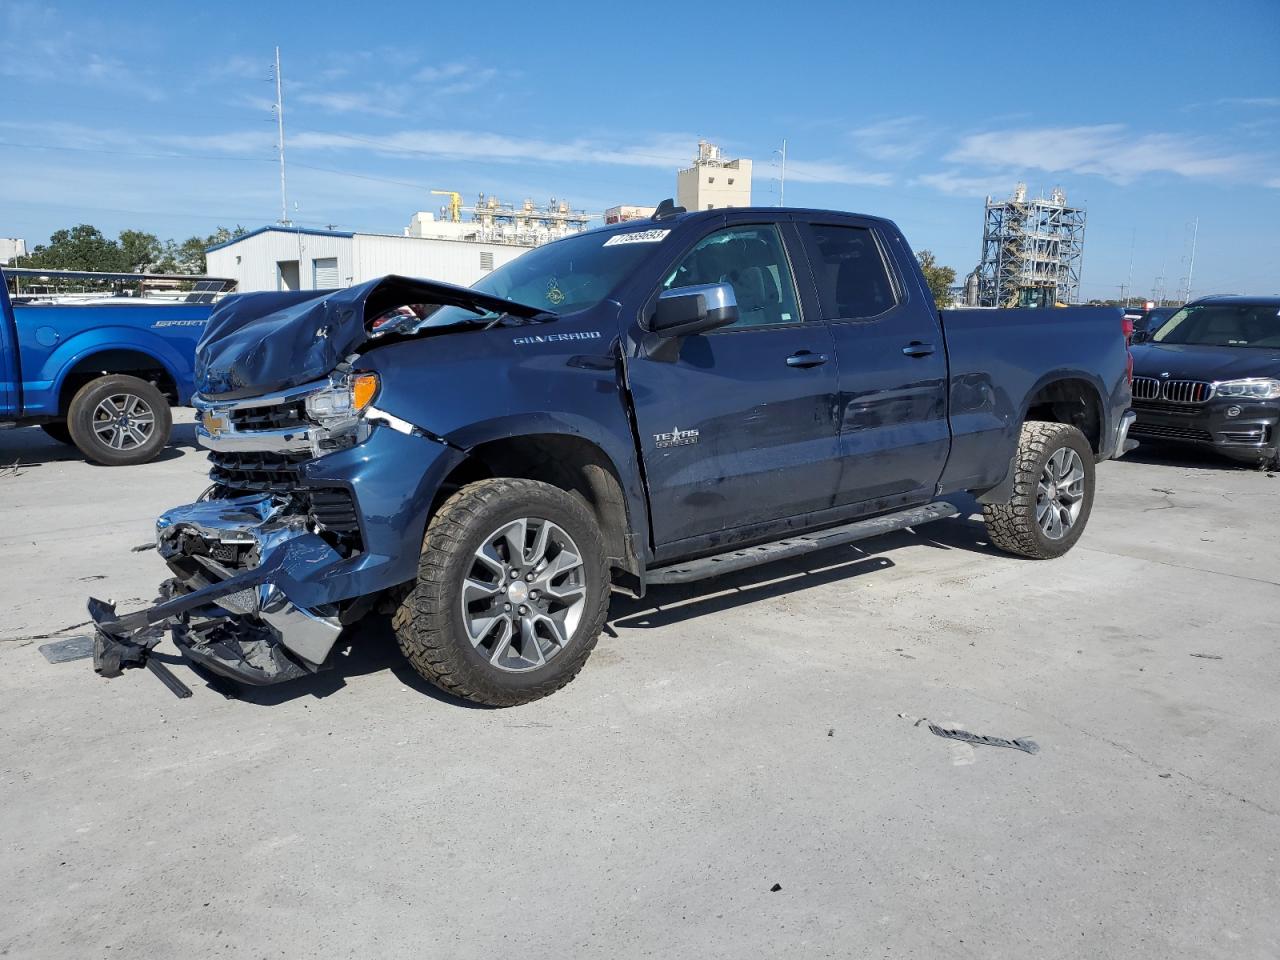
(304, 372), (380, 425)
(302, 372), (379, 456)
(1213, 378), (1280, 400)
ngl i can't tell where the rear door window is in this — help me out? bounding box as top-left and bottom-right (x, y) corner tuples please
(801, 224), (897, 321)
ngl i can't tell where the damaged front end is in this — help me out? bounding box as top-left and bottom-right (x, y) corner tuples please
(88, 274), (522, 697)
(90, 493), (347, 692)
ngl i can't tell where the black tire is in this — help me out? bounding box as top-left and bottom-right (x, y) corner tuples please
(66, 374), (173, 466)
(393, 477), (611, 706)
(983, 421), (1096, 559)
(40, 422), (73, 445)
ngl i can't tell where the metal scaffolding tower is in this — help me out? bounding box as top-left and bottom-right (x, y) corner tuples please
(977, 183), (1086, 308)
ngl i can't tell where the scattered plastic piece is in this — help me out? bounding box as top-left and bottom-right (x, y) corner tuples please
(1158, 773), (1172, 779)
(38, 635), (94, 664)
(769, 883), (782, 893)
(827, 728), (834, 737)
(1189, 653), (1223, 660)
(130, 542), (156, 553)
(927, 723), (1039, 755)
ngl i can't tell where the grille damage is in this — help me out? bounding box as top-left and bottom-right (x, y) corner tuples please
(207, 451), (361, 555)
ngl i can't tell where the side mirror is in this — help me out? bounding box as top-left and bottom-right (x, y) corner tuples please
(649, 282), (738, 337)
(1130, 329), (1149, 344)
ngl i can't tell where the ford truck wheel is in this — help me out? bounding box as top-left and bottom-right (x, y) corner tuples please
(983, 421), (1095, 560)
(66, 374), (173, 467)
(393, 478), (611, 706)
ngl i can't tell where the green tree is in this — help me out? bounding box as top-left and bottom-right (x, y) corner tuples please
(15, 224), (126, 272)
(916, 249), (957, 307)
(175, 224), (247, 274)
(118, 230), (167, 272)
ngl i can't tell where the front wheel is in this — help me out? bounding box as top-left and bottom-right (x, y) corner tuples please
(66, 374), (173, 466)
(983, 421), (1096, 559)
(393, 478), (611, 706)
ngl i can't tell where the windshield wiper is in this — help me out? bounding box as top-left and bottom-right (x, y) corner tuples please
(483, 310), (557, 330)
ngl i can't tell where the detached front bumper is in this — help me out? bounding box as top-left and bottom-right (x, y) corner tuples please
(89, 494), (347, 689)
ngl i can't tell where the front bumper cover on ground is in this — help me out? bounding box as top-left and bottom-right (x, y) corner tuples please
(89, 494), (347, 695)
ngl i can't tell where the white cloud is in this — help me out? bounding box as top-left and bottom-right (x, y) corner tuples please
(944, 123), (1256, 184)
(1216, 97), (1280, 108)
(849, 117), (931, 162)
(911, 170), (1023, 198)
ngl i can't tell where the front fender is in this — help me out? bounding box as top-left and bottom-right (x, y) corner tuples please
(359, 316), (652, 562)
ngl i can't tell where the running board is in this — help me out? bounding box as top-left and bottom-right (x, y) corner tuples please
(646, 501), (960, 585)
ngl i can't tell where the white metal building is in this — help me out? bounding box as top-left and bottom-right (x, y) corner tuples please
(205, 226), (530, 293)
(0, 237), (28, 265)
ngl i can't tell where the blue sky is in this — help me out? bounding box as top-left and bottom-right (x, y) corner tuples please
(1, 0), (1277, 299)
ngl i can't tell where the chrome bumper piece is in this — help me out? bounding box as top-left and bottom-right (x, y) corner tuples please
(89, 494), (347, 692)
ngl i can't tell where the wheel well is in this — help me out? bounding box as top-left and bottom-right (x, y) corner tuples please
(1024, 378), (1103, 454)
(58, 350), (177, 417)
(436, 435), (636, 574)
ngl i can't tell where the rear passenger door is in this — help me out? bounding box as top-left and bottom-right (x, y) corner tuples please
(797, 221), (950, 510)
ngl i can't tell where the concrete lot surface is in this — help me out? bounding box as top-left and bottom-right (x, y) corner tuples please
(1, 414), (1277, 959)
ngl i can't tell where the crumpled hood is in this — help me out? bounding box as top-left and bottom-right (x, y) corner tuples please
(196, 274), (543, 399)
(1131, 343), (1280, 383)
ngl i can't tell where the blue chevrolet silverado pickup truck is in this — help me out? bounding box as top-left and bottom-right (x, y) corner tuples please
(0, 267), (216, 465)
(90, 203), (1136, 705)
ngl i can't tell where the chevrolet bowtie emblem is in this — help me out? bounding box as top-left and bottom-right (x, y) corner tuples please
(201, 411), (229, 436)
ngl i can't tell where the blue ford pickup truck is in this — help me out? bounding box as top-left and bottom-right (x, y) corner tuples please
(90, 204), (1136, 705)
(0, 267), (217, 465)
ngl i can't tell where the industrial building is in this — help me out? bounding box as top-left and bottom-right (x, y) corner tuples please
(205, 225), (529, 293)
(974, 183), (1086, 308)
(676, 140), (752, 211)
(207, 194), (594, 293)
(604, 205), (657, 224)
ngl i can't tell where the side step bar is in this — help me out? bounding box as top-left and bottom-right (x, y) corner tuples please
(646, 501), (960, 585)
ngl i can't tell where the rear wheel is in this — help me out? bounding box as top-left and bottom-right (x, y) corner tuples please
(393, 478), (611, 706)
(40, 422), (73, 445)
(66, 374), (172, 466)
(983, 421), (1095, 559)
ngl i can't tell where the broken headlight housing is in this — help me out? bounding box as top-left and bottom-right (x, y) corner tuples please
(1213, 378), (1280, 401)
(303, 372), (379, 455)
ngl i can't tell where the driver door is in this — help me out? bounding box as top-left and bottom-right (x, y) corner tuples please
(627, 221), (841, 557)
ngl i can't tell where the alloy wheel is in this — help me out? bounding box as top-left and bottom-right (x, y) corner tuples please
(1036, 446), (1086, 540)
(460, 517), (587, 673)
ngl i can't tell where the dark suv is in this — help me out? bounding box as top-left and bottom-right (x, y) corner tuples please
(1129, 296), (1280, 465)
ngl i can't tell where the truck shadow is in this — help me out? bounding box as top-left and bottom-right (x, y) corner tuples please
(607, 513), (999, 633)
(196, 513), (1002, 706)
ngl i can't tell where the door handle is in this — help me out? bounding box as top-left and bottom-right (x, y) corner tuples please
(902, 341), (936, 358)
(786, 351), (828, 368)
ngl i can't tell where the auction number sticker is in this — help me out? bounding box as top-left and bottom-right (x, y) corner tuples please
(603, 229), (670, 246)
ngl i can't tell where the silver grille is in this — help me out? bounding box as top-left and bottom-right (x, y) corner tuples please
(1132, 376), (1159, 400)
(1132, 377), (1213, 404)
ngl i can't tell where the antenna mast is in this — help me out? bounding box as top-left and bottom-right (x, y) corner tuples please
(1184, 217), (1198, 303)
(273, 46), (289, 225)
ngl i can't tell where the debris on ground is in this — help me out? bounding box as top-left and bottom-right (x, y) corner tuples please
(769, 883), (782, 892)
(130, 542), (156, 553)
(827, 728), (834, 737)
(1159, 773), (1173, 779)
(1190, 653), (1224, 660)
(897, 712), (926, 727)
(38, 635), (94, 663)
(927, 723), (1040, 755)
